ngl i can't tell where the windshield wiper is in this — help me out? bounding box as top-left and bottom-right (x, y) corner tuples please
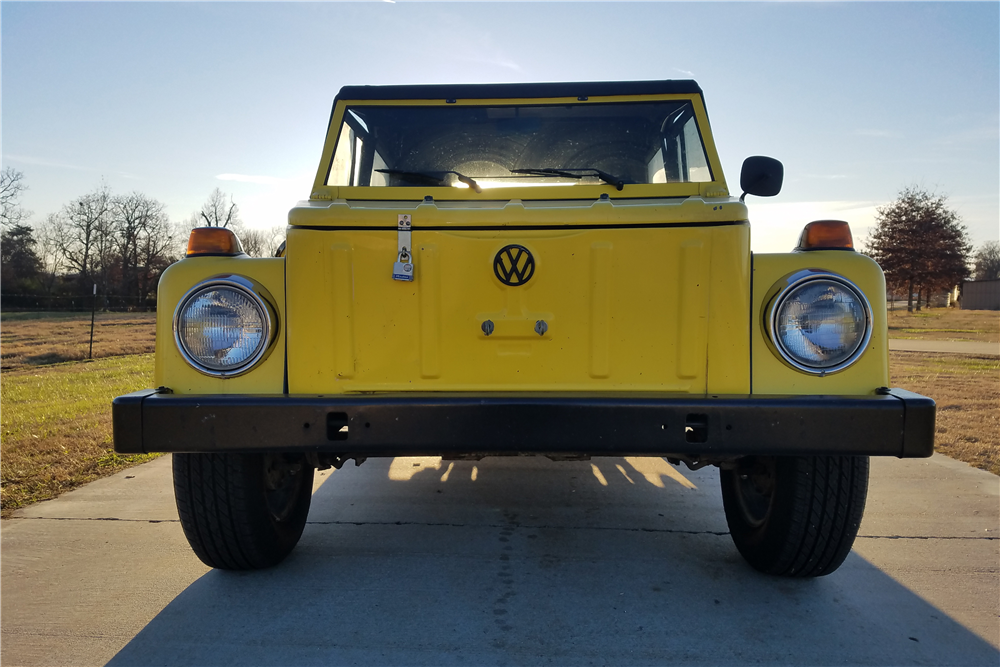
(510, 167), (629, 191)
(375, 169), (482, 193)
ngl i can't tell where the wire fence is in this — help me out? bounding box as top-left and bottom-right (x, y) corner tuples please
(0, 293), (157, 313)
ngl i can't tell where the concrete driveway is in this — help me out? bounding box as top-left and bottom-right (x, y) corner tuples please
(889, 339), (999, 356)
(2, 453), (997, 667)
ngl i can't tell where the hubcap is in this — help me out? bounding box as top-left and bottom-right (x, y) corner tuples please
(263, 454), (304, 522)
(734, 457), (776, 528)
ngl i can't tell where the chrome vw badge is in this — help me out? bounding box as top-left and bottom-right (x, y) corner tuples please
(493, 245), (535, 286)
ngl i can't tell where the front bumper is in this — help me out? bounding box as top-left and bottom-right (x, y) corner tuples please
(113, 389), (935, 459)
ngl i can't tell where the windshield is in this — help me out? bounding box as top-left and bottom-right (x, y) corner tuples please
(326, 100), (713, 190)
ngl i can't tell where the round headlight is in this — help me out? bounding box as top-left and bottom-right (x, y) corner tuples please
(769, 274), (872, 374)
(174, 278), (274, 376)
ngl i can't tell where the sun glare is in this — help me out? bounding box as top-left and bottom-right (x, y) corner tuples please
(590, 463), (609, 487)
(387, 456), (443, 481)
(624, 457), (698, 490)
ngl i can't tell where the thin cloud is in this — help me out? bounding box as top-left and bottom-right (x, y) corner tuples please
(433, 12), (521, 73)
(802, 173), (852, 180)
(854, 129), (901, 138)
(216, 173), (286, 185)
(4, 154), (140, 180)
(934, 123), (1000, 145)
(461, 52), (521, 72)
(4, 154), (89, 171)
(480, 57), (521, 72)
(673, 68), (696, 77)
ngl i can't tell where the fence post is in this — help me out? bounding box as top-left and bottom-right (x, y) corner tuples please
(89, 284), (97, 360)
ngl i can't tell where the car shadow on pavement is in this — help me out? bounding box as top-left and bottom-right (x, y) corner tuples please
(107, 457), (999, 667)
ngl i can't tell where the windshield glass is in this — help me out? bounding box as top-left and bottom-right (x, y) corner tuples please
(326, 101), (712, 190)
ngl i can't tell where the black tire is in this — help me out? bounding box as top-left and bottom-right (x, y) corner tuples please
(173, 452), (314, 570)
(720, 455), (868, 577)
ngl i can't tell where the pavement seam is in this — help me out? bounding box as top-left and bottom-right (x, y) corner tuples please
(5, 517), (177, 523)
(857, 534), (999, 540)
(6, 516), (727, 535)
(304, 520), (734, 535)
(8, 517), (999, 541)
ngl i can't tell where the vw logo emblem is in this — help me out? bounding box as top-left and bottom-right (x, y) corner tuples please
(493, 245), (535, 286)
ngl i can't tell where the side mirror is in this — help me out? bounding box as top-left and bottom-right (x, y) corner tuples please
(740, 156), (783, 201)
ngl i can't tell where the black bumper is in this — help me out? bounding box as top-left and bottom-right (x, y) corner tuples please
(113, 389), (935, 459)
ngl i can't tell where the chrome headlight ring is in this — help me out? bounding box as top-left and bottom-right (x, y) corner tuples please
(764, 270), (873, 375)
(173, 275), (278, 378)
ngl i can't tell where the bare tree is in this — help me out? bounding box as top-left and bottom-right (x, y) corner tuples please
(35, 213), (68, 294)
(57, 185), (113, 290)
(194, 188), (241, 228)
(15, 185), (178, 308)
(135, 210), (178, 307)
(1, 167), (32, 229)
(112, 192), (167, 299)
(239, 227), (266, 258)
(972, 241), (1000, 281)
(864, 187), (971, 311)
(171, 220), (194, 258)
(239, 225), (285, 258)
(111, 192), (177, 307)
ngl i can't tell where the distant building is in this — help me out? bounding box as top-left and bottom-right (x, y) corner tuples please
(887, 287), (960, 310)
(962, 279), (1000, 310)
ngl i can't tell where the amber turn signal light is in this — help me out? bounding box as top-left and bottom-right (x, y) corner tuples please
(186, 227), (246, 257)
(795, 220), (854, 251)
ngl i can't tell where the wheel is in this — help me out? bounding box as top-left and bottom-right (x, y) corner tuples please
(720, 455), (868, 577)
(172, 452), (314, 570)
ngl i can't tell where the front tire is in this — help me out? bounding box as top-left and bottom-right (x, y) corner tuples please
(173, 452), (314, 570)
(720, 455), (868, 577)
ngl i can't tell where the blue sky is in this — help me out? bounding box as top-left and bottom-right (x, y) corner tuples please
(2, 1), (998, 253)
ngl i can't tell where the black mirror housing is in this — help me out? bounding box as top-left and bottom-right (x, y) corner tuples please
(740, 156), (783, 199)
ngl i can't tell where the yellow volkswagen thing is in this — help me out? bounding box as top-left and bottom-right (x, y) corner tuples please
(114, 81), (935, 576)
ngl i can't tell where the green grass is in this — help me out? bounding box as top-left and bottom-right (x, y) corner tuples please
(1, 354), (159, 516)
(2, 355), (153, 440)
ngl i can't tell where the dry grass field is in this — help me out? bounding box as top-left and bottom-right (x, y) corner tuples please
(890, 351), (1000, 475)
(1, 308), (997, 516)
(1, 311), (155, 371)
(887, 308), (999, 343)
